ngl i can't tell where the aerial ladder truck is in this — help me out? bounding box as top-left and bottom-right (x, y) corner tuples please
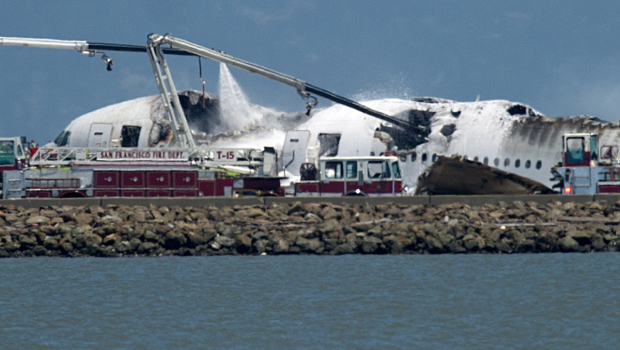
(0, 34), (416, 199)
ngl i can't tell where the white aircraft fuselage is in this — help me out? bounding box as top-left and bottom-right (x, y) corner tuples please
(50, 91), (620, 193)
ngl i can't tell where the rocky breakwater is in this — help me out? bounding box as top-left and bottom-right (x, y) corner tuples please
(1, 200), (620, 257)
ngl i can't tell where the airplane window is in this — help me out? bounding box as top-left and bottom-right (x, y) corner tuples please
(411, 152), (417, 162)
(422, 153), (427, 162)
(432, 154), (437, 162)
(504, 158), (510, 167)
(525, 160), (531, 169)
(536, 160), (542, 169)
(325, 161), (343, 179)
(474, 156), (479, 162)
(494, 158), (499, 166)
(56, 131), (71, 147)
(53, 132), (62, 145)
(121, 126), (142, 148)
(370, 152), (375, 156)
(54, 131), (66, 146)
(483, 157), (489, 165)
(515, 159), (520, 168)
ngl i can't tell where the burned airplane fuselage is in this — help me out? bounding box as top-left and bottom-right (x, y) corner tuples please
(50, 89), (310, 149)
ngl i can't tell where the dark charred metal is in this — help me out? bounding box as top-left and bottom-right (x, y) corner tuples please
(177, 90), (223, 135)
(506, 104), (541, 117)
(378, 109), (434, 150)
(440, 124), (456, 138)
(416, 156), (554, 195)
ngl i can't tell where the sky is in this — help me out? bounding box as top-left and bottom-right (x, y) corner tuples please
(1, 0), (620, 143)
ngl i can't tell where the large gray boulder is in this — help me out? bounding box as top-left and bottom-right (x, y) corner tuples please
(296, 237), (324, 253)
(137, 242), (157, 254)
(559, 236), (580, 252)
(103, 234), (122, 246)
(361, 236), (383, 254)
(18, 235), (37, 250)
(235, 234), (252, 253)
(425, 236), (444, 254)
(164, 231), (187, 250)
(26, 216), (50, 226)
(273, 239), (290, 254)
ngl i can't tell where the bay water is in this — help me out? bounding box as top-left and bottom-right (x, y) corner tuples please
(1, 254), (619, 349)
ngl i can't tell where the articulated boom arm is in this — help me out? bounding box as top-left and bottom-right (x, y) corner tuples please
(150, 34), (419, 131)
(1, 35), (421, 133)
(0, 36), (193, 67)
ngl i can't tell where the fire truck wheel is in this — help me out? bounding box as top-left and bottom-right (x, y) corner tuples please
(343, 190), (367, 197)
(60, 191), (87, 198)
(258, 191), (280, 197)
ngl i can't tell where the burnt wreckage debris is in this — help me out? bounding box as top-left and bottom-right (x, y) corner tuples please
(440, 124), (456, 139)
(509, 114), (611, 149)
(174, 90), (311, 141)
(378, 109), (434, 150)
(506, 104), (543, 118)
(177, 90), (224, 135)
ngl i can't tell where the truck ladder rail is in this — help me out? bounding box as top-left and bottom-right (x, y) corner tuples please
(146, 38), (195, 149)
(29, 146), (266, 169)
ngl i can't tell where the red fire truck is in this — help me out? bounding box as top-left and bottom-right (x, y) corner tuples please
(294, 156), (402, 197)
(1, 143), (282, 199)
(1, 34), (418, 200)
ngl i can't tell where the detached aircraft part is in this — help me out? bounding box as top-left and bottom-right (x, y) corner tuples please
(415, 156), (554, 195)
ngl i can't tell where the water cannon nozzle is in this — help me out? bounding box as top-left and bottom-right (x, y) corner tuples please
(101, 54), (114, 71)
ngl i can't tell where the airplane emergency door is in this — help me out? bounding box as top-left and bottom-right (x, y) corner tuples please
(88, 123), (112, 148)
(282, 130), (310, 176)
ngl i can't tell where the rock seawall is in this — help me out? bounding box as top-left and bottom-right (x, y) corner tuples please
(1, 200), (619, 257)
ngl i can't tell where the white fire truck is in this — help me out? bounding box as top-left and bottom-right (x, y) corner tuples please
(554, 132), (620, 195)
(0, 137), (28, 197)
(293, 156), (402, 197)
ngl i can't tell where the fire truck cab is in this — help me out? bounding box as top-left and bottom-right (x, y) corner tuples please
(0, 136), (28, 197)
(294, 156), (402, 197)
(555, 132), (620, 195)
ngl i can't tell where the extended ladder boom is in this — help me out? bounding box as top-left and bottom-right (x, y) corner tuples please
(1, 35), (422, 132)
(149, 34), (420, 131)
(0, 36), (192, 56)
